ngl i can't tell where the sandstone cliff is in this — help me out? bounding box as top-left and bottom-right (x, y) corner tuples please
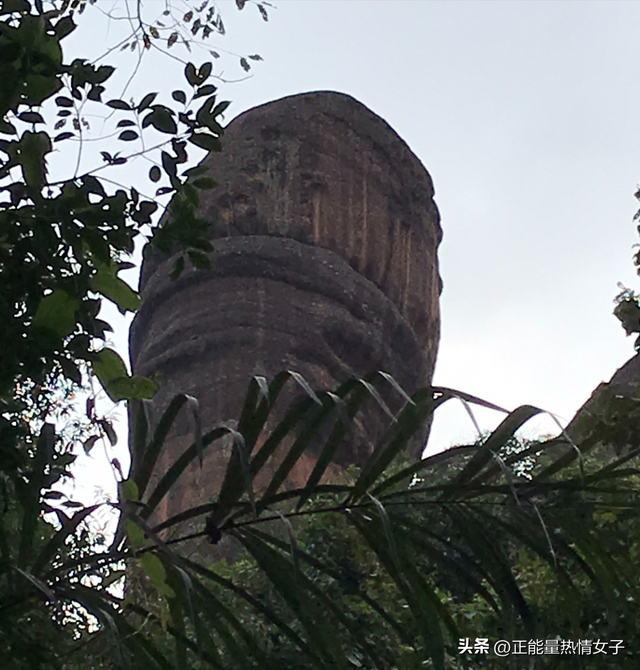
(129, 91), (442, 524)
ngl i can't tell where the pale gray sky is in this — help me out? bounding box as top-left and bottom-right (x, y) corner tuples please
(217, 0), (640, 446)
(62, 0), (640, 498)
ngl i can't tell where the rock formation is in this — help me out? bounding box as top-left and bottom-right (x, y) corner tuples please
(129, 91), (442, 524)
(566, 353), (640, 450)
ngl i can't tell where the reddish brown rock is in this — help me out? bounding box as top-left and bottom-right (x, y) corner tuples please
(130, 91), (442, 524)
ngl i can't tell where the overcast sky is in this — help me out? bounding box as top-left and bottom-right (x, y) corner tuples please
(63, 0), (640, 498)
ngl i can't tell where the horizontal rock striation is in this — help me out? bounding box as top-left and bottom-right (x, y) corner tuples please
(130, 91), (442, 524)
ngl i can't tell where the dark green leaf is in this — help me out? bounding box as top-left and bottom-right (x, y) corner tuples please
(18, 423), (55, 568)
(170, 255), (185, 280)
(448, 404), (543, 492)
(17, 111), (44, 124)
(143, 427), (229, 518)
(185, 62), (198, 86)
(87, 84), (105, 102)
(53, 15), (76, 39)
(235, 530), (347, 668)
(93, 347), (128, 383)
(198, 62), (212, 80)
(33, 290), (78, 337)
(0, 0), (30, 14)
(118, 129), (138, 141)
(184, 164), (210, 178)
(192, 177), (217, 189)
(161, 150), (177, 180)
(99, 418), (117, 446)
(137, 92), (158, 112)
(140, 553), (175, 597)
(194, 84), (216, 99)
(91, 347), (151, 402)
(0, 118), (16, 134)
(106, 99), (132, 110)
(55, 96), (74, 107)
(133, 393), (190, 498)
(59, 357), (82, 384)
(32, 505), (100, 575)
(89, 261), (140, 313)
(212, 100), (231, 116)
(14, 131), (51, 190)
(172, 90), (187, 104)
(367, 493), (400, 570)
(187, 249), (210, 270)
(81, 174), (106, 196)
(120, 478), (139, 503)
(83, 435), (99, 453)
(93, 65), (115, 84)
(143, 107), (178, 134)
(13, 567), (56, 601)
(188, 132), (222, 152)
(107, 375), (158, 401)
(23, 73), (63, 106)
(353, 388), (439, 499)
(132, 200), (159, 224)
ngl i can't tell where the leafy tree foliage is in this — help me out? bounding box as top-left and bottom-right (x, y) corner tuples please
(0, 0), (254, 665)
(106, 377), (640, 670)
(0, 0), (237, 420)
(613, 188), (640, 343)
(2, 2), (640, 669)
